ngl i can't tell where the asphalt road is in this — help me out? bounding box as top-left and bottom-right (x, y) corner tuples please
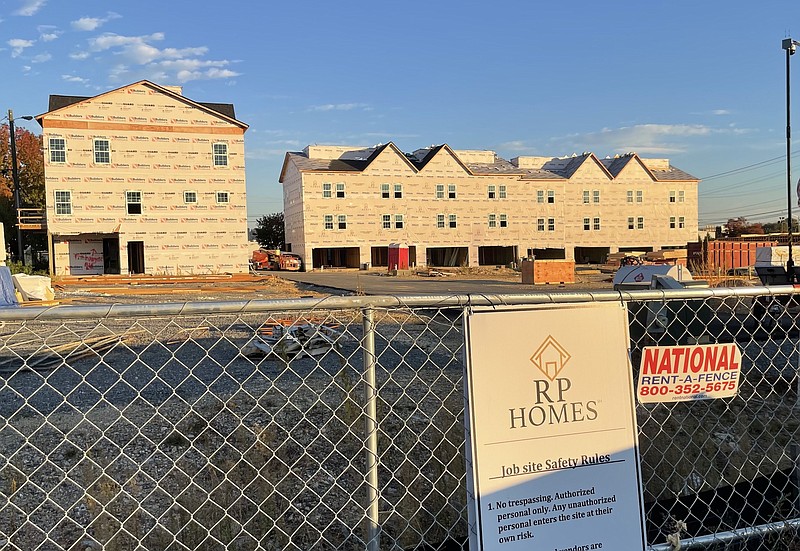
(276, 269), (599, 296)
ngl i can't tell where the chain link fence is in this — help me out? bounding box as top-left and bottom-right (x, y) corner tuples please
(1, 287), (800, 550)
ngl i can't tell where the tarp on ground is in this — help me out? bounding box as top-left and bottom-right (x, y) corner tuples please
(0, 267), (19, 307)
(12, 273), (55, 301)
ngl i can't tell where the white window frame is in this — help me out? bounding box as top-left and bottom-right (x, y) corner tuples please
(381, 183), (390, 199)
(436, 184), (445, 199)
(679, 190), (685, 203)
(637, 217), (644, 229)
(499, 185), (507, 199)
(213, 142), (228, 167)
(216, 191), (230, 204)
(679, 216), (685, 228)
(593, 190), (600, 204)
(54, 190), (72, 215)
(126, 190), (142, 215)
(583, 191), (590, 204)
(537, 190), (545, 204)
(627, 190), (633, 203)
(499, 214), (507, 228)
(49, 138), (66, 163)
(436, 213), (445, 228)
(395, 214), (404, 229)
(448, 184), (457, 199)
(488, 213), (497, 228)
(547, 218), (555, 231)
(335, 183), (345, 198)
(323, 183), (332, 198)
(537, 218), (545, 232)
(636, 190), (643, 203)
(593, 217), (601, 231)
(583, 217), (591, 231)
(448, 214), (457, 228)
(670, 216), (676, 229)
(547, 190), (555, 204)
(628, 217), (635, 230)
(324, 214), (334, 230)
(488, 185), (496, 199)
(382, 214), (391, 229)
(394, 184), (403, 199)
(184, 191), (197, 204)
(337, 214), (347, 230)
(93, 138), (111, 164)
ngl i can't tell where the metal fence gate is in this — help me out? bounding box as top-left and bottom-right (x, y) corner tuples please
(1, 287), (800, 550)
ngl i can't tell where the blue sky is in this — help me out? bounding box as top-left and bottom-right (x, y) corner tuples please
(3, 0), (800, 228)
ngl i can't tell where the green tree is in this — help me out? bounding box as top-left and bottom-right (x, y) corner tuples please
(253, 212), (285, 249)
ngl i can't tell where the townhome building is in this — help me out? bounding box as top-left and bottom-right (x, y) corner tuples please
(279, 142), (699, 270)
(36, 80), (249, 276)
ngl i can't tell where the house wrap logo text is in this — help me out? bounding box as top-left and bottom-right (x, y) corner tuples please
(509, 335), (599, 429)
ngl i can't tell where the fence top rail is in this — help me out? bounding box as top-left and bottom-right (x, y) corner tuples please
(0, 284), (791, 321)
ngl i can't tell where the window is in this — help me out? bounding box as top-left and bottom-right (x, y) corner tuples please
(54, 190), (72, 215)
(628, 217), (635, 230)
(636, 190), (643, 203)
(593, 217), (600, 231)
(637, 217), (644, 230)
(489, 213), (497, 228)
(593, 190), (600, 203)
(126, 191), (142, 215)
(437, 214), (445, 228)
(583, 191), (590, 204)
(336, 183), (345, 198)
(499, 185), (507, 199)
(436, 184), (445, 199)
(448, 214), (457, 228)
(323, 183), (332, 198)
(583, 217), (591, 231)
(381, 183), (390, 199)
(394, 184), (403, 199)
(216, 191), (230, 204)
(213, 143), (228, 166)
(94, 139), (110, 164)
(184, 191), (197, 204)
(670, 216), (676, 229)
(382, 214), (391, 229)
(395, 214), (404, 229)
(537, 190), (545, 204)
(669, 191), (676, 203)
(337, 214), (347, 230)
(49, 138), (66, 163)
(499, 214), (507, 228)
(488, 185), (496, 199)
(448, 184), (457, 199)
(679, 191), (685, 203)
(547, 218), (555, 231)
(324, 214), (334, 230)
(627, 190), (633, 203)
(679, 216), (685, 228)
(547, 190), (555, 204)
(537, 218), (545, 232)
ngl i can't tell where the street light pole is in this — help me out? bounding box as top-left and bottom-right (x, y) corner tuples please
(783, 39), (800, 282)
(7, 109), (24, 265)
(6, 109), (34, 266)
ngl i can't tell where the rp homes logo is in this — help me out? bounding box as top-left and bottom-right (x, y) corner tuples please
(529, 335), (571, 381)
(508, 335), (597, 429)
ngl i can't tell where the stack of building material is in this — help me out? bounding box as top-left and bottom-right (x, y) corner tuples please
(645, 249), (687, 265)
(521, 259), (575, 284)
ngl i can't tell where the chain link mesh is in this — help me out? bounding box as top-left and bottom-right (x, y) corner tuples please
(0, 289), (799, 550)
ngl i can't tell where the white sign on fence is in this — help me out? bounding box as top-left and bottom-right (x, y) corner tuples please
(463, 303), (646, 551)
(636, 343), (742, 403)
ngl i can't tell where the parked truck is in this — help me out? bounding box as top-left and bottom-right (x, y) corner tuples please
(251, 249), (302, 271)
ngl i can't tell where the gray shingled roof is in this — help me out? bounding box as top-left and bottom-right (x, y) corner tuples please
(46, 95), (237, 120)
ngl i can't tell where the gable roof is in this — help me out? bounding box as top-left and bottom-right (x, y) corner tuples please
(559, 153), (614, 180)
(37, 80), (247, 129)
(412, 144), (473, 174)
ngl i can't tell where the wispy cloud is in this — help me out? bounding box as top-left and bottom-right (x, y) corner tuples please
(71, 12), (121, 32)
(37, 25), (60, 42)
(62, 74), (88, 83)
(31, 52), (51, 63)
(8, 38), (35, 57)
(550, 123), (728, 156)
(309, 103), (371, 112)
(712, 109), (731, 116)
(14, 0), (46, 16)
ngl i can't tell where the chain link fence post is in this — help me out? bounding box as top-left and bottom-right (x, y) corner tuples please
(362, 306), (380, 550)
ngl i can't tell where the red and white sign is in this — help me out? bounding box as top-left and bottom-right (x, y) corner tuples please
(637, 343), (742, 403)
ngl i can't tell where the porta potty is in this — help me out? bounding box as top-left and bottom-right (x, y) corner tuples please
(388, 243), (409, 271)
